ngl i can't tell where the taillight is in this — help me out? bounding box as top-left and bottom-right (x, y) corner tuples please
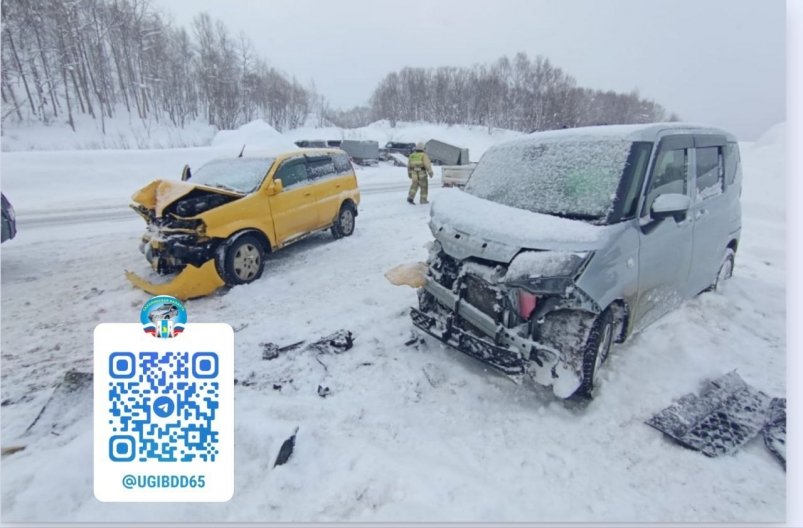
(517, 290), (537, 320)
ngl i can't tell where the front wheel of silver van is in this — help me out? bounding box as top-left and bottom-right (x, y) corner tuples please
(575, 309), (614, 399)
(712, 248), (735, 292)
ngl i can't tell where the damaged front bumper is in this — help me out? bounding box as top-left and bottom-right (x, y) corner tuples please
(128, 206), (226, 299)
(411, 277), (581, 394)
(126, 259), (225, 300)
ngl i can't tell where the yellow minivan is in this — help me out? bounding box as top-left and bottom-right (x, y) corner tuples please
(127, 149), (360, 299)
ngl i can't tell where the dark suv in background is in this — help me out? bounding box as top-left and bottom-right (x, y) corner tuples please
(385, 142), (416, 157)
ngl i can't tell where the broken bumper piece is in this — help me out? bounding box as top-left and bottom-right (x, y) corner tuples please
(647, 371), (785, 464)
(125, 259), (225, 300)
(411, 307), (525, 375)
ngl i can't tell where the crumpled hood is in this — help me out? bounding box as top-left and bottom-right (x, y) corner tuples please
(430, 189), (625, 263)
(131, 180), (243, 217)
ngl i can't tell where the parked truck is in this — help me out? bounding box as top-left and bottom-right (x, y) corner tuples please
(441, 163), (478, 188)
(340, 140), (381, 166)
(425, 139), (470, 165)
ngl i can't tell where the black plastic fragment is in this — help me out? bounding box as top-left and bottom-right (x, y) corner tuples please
(763, 397), (786, 470)
(309, 330), (354, 354)
(647, 371), (784, 464)
(273, 427), (299, 468)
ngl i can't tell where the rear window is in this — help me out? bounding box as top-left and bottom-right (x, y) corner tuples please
(695, 146), (724, 201)
(308, 157), (336, 178)
(333, 153), (353, 175)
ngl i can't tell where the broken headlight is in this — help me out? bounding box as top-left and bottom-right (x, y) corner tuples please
(504, 251), (592, 295)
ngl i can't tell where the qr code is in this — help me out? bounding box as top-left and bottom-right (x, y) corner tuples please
(107, 351), (220, 463)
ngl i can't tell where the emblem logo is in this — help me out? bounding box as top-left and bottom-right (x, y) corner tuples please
(140, 296), (186, 338)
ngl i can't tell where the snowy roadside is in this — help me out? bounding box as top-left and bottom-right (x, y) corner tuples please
(0, 128), (786, 522)
(1, 114), (218, 152)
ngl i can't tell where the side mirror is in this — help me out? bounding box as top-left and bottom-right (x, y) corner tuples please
(181, 164), (192, 181)
(269, 178), (283, 195)
(651, 193), (691, 222)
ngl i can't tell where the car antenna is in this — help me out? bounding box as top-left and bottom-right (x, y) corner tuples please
(238, 144), (246, 158)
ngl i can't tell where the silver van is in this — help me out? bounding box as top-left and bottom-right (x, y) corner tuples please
(411, 123), (742, 399)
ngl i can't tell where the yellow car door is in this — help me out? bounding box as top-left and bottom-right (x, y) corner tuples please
(306, 155), (341, 226)
(268, 157), (319, 245)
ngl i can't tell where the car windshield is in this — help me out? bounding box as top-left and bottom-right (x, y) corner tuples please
(464, 138), (634, 222)
(191, 157), (275, 194)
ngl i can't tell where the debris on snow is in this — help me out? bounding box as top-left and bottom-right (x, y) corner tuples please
(261, 343), (281, 360)
(236, 371), (257, 387)
(82, 287), (104, 300)
(314, 355), (329, 374)
(309, 330), (354, 354)
(404, 330), (427, 349)
(262, 332), (351, 360)
(273, 427), (299, 468)
(646, 371), (785, 465)
(1, 446), (26, 457)
(385, 262), (427, 288)
(317, 385), (331, 398)
(25, 370), (92, 436)
(261, 340), (305, 360)
(763, 398), (786, 470)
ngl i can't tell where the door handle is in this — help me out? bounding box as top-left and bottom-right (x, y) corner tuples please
(695, 209), (708, 219)
(304, 192), (312, 197)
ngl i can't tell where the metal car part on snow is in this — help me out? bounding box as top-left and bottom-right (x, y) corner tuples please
(127, 149), (360, 299)
(412, 123), (743, 399)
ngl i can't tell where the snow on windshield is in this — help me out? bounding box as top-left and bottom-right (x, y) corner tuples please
(191, 158), (275, 193)
(465, 138), (633, 219)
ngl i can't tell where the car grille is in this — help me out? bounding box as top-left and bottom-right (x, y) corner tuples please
(462, 274), (500, 322)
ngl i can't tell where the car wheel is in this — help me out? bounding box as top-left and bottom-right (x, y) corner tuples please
(224, 234), (265, 285)
(575, 309), (614, 399)
(712, 248), (735, 292)
(331, 203), (356, 239)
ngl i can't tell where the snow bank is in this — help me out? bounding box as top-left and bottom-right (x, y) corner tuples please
(210, 119), (296, 152)
(2, 114), (522, 160)
(739, 121), (785, 212)
(1, 112), (217, 152)
(753, 122), (786, 150)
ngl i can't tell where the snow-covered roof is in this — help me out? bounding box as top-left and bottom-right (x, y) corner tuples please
(511, 122), (737, 145)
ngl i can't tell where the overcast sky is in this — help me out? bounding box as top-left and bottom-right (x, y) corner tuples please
(152, 0), (785, 139)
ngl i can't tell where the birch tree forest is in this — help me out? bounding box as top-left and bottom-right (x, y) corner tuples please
(1, 0), (677, 135)
(1, 0), (311, 132)
(362, 53), (678, 131)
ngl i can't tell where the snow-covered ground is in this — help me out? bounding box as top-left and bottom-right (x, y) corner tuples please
(1, 111), (218, 152)
(0, 122), (786, 522)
